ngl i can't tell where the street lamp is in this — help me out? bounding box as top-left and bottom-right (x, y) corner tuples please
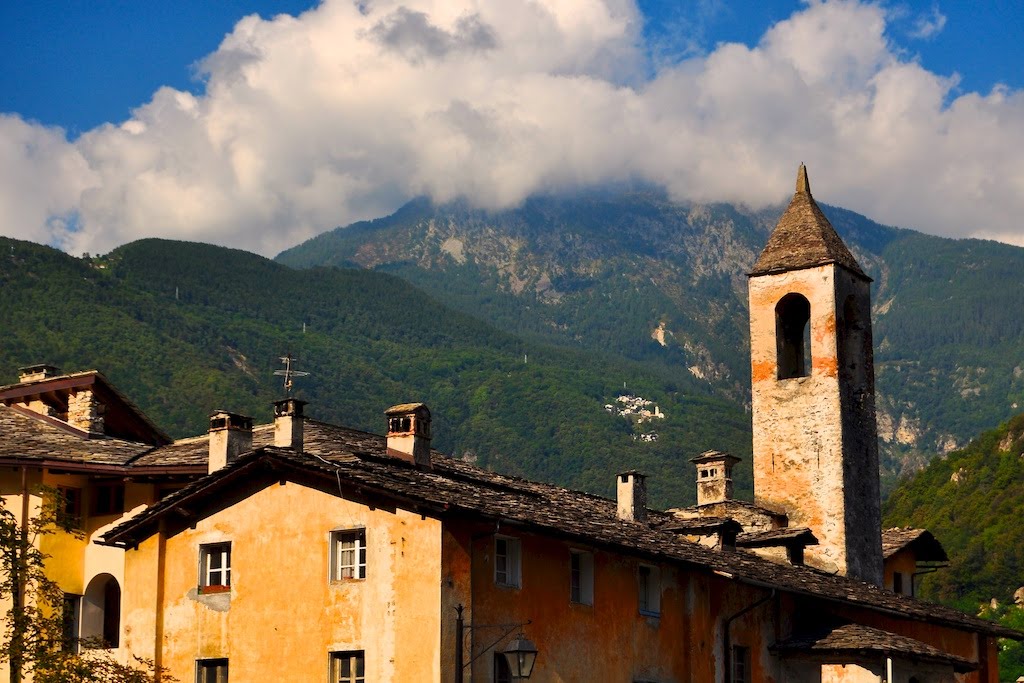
(455, 605), (537, 681)
(501, 633), (538, 678)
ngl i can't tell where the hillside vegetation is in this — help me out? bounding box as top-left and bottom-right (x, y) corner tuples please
(884, 413), (1024, 678)
(0, 236), (750, 507)
(278, 192), (1024, 487)
(883, 413), (1024, 610)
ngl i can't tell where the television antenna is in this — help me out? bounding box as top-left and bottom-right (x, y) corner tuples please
(274, 353), (310, 396)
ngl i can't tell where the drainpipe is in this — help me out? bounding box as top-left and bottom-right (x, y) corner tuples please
(885, 655), (893, 682)
(722, 588), (775, 683)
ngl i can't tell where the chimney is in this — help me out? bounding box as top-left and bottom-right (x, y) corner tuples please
(18, 364), (62, 383)
(273, 398), (306, 451)
(67, 388), (105, 434)
(385, 403), (431, 468)
(616, 471), (647, 522)
(208, 411), (253, 474)
(691, 450), (740, 506)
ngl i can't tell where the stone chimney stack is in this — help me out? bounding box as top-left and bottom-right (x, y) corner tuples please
(209, 411), (253, 474)
(18, 364), (62, 383)
(691, 450), (740, 506)
(273, 398), (306, 451)
(67, 388), (105, 434)
(385, 403), (432, 468)
(616, 471), (647, 522)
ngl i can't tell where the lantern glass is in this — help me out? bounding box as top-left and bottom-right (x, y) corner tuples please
(502, 636), (538, 678)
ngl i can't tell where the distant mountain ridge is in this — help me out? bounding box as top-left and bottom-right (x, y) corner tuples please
(0, 236), (750, 507)
(277, 191), (1024, 485)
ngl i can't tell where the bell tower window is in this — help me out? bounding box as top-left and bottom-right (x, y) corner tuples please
(775, 293), (811, 379)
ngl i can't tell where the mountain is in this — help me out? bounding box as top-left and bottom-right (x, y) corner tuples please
(277, 191), (1024, 487)
(883, 413), (1024, 679)
(883, 412), (1024, 609)
(0, 236), (750, 507)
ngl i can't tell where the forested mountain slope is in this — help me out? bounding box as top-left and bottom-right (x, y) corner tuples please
(883, 413), (1024, 609)
(0, 237), (749, 507)
(278, 192), (1024, 484)
(883, 414), (1024, 678)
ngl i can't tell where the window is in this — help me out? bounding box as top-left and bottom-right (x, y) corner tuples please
(494, 651), (512, 683)
(570, 550), (594, 605)
(331, 530), (367, 581)
(494, 536), (521, 588)
(732, 646), (750, 683)
(196, 658), (228, 683)
(62, 594), (80, 652)
(57, 486), (82, 528)
(330, 651), (365, 683)
(638, 564), (661, 616)
(893, 571), (904, 594)
(199, 543), (231, 592)
(775, 293), (811, 379)
(92, 483), (125, 516)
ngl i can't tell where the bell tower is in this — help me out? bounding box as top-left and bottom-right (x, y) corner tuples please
(748, 164), (882, 584)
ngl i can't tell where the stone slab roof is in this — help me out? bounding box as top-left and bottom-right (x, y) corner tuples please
(737, 527), (818, 548)
(749, 165), (868, 280)
(772, 623), (977, 673)
(0, 405), (152, 467)
(124, 419), (382, 467)
(882, 527), (948, 562)
(101, 432), (1021, 641)
(0, 370), (171, 445)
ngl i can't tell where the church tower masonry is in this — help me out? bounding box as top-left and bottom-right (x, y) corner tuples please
(748, 164), (882, 584)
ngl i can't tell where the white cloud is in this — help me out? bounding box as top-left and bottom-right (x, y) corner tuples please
(908, 5), (947, 40)
(1, 0), (1022, 256)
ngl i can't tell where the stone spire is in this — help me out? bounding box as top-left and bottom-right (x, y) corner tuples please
(749, 164), (868, 280)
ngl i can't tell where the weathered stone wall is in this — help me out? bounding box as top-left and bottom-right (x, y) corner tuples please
(67, 388), (104, 434)
(835, 267), (883, 584)
(749, 264), (882, 584)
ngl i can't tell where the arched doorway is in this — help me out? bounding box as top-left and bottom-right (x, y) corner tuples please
(81, 573), (120, 648)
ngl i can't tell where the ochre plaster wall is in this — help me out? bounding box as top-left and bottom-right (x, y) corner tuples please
(446, 522), (788, 683)
(122, 482), (442, 682)
(884, 550), (919, 596)
(821, 661), (883, 682)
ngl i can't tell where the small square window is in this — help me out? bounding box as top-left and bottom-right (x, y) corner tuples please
(331, 530), (367, 581)
(92, 483), (125, 516)
(330, 650), (365, 683)
(570, 550), (594, 605)
(196, 658), (228, 683)
(199, 542), (231, 593)
(494, 536), (521, 588)
(638, 564), (661, 616)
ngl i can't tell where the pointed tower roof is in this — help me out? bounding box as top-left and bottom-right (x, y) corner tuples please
(749, 164), (868, 280)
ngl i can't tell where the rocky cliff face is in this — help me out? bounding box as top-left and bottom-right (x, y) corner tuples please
(279, 192), (1024, 483)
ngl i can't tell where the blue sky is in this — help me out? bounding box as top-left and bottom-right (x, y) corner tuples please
(1, 1), (1022, 255)
(2, 1), (1019, 134)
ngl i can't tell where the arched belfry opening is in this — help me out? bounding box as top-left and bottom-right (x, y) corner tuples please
(775, 293), (811, 379)
(81, 573), (120, 648)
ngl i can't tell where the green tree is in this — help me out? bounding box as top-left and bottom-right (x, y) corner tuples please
(0, 487), (171, 682)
